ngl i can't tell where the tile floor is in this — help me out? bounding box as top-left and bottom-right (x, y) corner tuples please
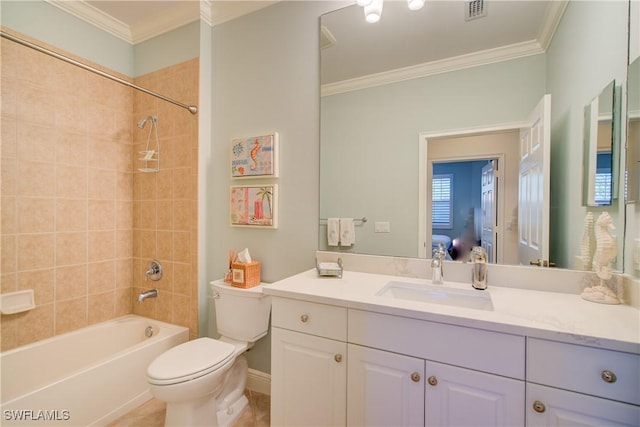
(106, 389), (270, 427)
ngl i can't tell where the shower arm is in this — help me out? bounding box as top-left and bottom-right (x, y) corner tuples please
(1, 30), (198, 115)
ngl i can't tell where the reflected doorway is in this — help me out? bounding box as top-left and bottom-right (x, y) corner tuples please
(431, 159), (499, 263)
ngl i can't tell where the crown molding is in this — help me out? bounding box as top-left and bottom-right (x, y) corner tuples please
(46, 0), (132, 43)
(537, 0), (569, 51)
(321, 40), (545, 97)
(200, 0), (214, 27)
(131, 2), (200, 44)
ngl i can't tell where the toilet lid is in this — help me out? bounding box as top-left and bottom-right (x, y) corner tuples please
(146, 338), (235, 385)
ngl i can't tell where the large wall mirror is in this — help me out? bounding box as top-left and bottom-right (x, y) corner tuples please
(320, 1), (630, 272)
(627, 57), (640, 203)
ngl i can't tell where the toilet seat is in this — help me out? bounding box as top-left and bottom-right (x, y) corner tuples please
(147, 338), (235, 386)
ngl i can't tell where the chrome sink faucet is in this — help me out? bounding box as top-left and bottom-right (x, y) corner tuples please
(431, 243), (446, 285)
(470, 246), (488, 290)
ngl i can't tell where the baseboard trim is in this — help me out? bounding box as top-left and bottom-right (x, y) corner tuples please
(247, 369), (271, 396)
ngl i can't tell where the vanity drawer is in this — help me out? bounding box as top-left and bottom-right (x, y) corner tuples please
(348, 309), (525, 379)
(272, 297), (347, 341)
(527, 338), (640, 405)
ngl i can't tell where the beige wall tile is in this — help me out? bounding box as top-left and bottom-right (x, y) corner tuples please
(56, 199), (87, 232)
(56, 131), (88, 166)
(17, 160), (55, 197)
(56, 164), (87, 198)
(18, 303), (54, 346)
(89, 199), (115, 230)
(88, 260), (116, 294)
(55, 296), (87, 334)
(56, 232), (87, 266)
(115, 258), (133, 288)
(1, 235), (16, 274)
(115, 286), (132, 316)
(88, 291), (115, 325)
(18, 85), (56, 127)
(17, 197), (54, 233)
(2, 196), (17, 234)
(17, 122), (55, 162)
(88, 230), (115, 262)
(88, 137), (116, 170)
(2, 114), (17, 158)
(88, 169), (115, 200)
(18, 268), (54, 305)
(55, 264), (88, 301)
(18, 233), (54, 270)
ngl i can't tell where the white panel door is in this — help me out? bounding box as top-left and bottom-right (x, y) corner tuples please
(481, 160), (497, 263)
(518, 94), (551, 266)
(347, 344), (424, 427)
(271, 327), (347, 427)
(526, 383), (640, 426)
(425, 360), (525, 426)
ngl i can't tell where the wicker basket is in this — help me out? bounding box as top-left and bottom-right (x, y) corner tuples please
(231, 261), (261, 288)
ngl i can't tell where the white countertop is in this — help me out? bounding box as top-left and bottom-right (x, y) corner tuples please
(264, 269), (640, 354)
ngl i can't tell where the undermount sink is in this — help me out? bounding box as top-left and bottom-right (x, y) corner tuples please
(376, 281), (494, 311)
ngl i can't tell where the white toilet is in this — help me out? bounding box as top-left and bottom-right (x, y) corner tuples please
(146, 280), (271, 427)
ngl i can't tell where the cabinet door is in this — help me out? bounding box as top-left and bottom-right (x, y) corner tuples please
(271, 327), (347, 427)
(526, 383), (640, 426)
(425, 360), (525, 426)
(347, 344), (424, 427)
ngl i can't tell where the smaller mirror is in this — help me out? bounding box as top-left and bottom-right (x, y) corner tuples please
(583, 80), (618, 206)
(626, 57), (640, 203)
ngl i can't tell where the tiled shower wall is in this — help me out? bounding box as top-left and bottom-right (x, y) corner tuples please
(0, 31), (199, 350)
(130, 59), (200, 340)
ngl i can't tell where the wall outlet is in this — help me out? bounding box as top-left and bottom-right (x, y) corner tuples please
(374, 221), (391, 233)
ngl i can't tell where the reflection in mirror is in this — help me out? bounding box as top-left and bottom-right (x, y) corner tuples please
(583, 81), (617, 206)
(320, 1), (629, 272)
(627, 57), (640, 203)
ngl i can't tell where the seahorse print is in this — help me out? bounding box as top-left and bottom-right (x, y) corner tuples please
(250, 139), (261, 170)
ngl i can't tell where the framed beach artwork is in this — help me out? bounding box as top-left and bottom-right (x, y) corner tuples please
(230, 185), (278, 228)
(230, 132), (279, 178)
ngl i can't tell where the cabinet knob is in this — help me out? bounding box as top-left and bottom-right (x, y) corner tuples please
(427, 375), (438, 386)
(334, 354), (343, 363)
(601, 370), (617, 383)
(411, 372), (421, 382)
(533, 401), (546, 413)
(300, 314), (309, 323)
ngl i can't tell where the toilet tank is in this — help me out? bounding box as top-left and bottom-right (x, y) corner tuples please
(210, 280), (271, 343)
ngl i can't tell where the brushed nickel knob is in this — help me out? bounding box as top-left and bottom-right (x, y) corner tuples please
(533, 401), (546, 413)
(427, 375), (438, 386)
(411, 372), (421, 382)
(334, 354), (342, 363)
(300, 314), (309, 323)
(601, 370), (617, 383)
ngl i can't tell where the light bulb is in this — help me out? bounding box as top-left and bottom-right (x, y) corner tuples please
(407, 0), (425, 11)
(364, 0), (383, 23)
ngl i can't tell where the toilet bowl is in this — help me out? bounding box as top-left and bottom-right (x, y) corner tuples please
(146, 281), (271, 427)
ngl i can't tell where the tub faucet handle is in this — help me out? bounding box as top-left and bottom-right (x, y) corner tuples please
(144, 260), (162, 282)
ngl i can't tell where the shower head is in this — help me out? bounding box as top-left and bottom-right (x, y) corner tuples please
(137, 115), (157, 129)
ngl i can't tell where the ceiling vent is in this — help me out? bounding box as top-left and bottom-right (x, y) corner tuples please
(320, 26), (336, 50)
(465, 0), (487, 21)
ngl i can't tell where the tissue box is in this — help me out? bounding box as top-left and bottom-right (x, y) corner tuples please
(231, 261), (261, 288)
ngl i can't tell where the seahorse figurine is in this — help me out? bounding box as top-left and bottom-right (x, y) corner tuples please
(579, 212), (593, 270)
(581, 212), (620, 304)
(250, 138), (261, 170)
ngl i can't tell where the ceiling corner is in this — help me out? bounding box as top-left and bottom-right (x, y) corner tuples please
(537, 0), (569, 51)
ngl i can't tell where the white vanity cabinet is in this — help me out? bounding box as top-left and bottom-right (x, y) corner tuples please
(347, 343), (425, 426)
(270, 298), (348, 426)
(348, 309), (526, 427)
(526, 338), (640, 426)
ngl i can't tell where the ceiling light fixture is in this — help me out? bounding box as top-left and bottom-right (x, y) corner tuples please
(359, 0), (424, 23)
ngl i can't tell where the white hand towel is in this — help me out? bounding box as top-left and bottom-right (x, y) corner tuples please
(327, 218), (339, 246)
(340, 218), (355, 246)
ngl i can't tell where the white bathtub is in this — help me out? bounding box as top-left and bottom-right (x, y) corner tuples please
(0, 315), (188, 426)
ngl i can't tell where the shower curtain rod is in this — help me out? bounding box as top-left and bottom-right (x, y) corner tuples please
(0, 30), (198, 115)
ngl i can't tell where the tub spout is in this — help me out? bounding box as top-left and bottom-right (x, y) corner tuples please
(138, 289), (158, 302)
